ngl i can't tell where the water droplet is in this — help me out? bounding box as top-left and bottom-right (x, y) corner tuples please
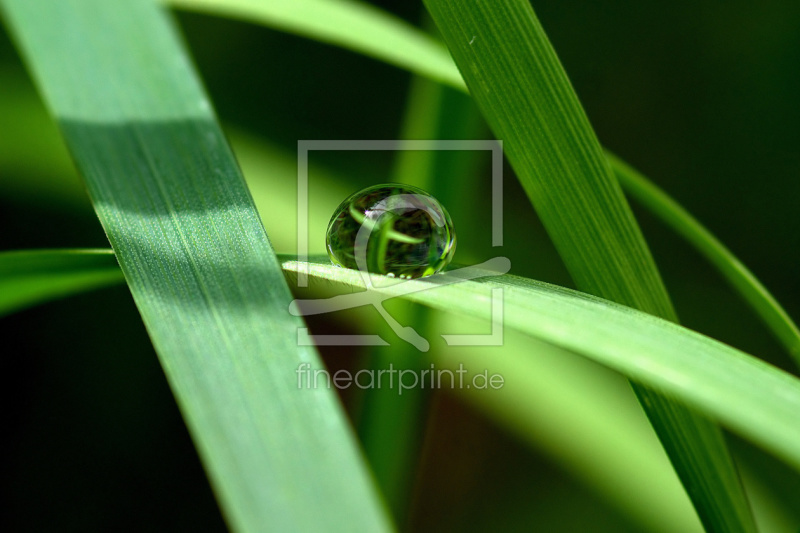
(326, 184), (456, 278)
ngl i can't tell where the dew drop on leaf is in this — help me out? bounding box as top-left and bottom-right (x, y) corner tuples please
(325, 184), (456, 278)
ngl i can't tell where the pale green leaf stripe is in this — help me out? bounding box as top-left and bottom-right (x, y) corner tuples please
(0, 2), (391, 532)
(165, 0), (800, 370)
(166, 0), (464, 90)
(283, 257), (800, 474)
(0, 249), (123, 316)
(609, 152), (800, 363)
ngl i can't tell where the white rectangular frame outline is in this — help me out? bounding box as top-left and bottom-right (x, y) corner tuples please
(296, 139), (504, 287)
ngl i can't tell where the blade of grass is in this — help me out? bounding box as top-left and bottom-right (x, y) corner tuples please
(165, 0), (463, 89)
(163, 0), (800, 372)
(609, 152), (800, 363)
(437, 323), (704, 533)
(8, 0), (796, 370)
(282, 256), (800, 474)
(4, 248), (798, 529)
(0, 1), (392, 532)
(0, 248), (123, 316)
(422, 1), (754, 531)
(8, 249), (800, 481)
(356, 68), (485, 522)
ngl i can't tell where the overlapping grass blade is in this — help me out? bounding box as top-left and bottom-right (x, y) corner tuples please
(7, 0), (796, 529)
(8, 248), (800, 480)
(282, 256), (800, 474)
(422, 1), (753, 531)
(0, 248), (123, 316)
(7, 0), (796, 370)
(166, 0), (462, 89)
(164, 0), (800, 369)
(609, 153), (800, 362)
(0, 1), (391, 532)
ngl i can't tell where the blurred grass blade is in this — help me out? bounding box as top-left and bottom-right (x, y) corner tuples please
(438, 325), (705, 533)
(0, 68), (90, 211)
(609, 152), (800, 363)
(0, 249), (123, 316)
(356, 70), (484, 522)
(166, 0), (463, 89)
(355, 74), (444, 521)
(283, 257), (800, 475)
(0, 1), (391, 532)
(164, 0), (800, 370)
(422, 1), (754, 531)
(437, 320), (796, 533)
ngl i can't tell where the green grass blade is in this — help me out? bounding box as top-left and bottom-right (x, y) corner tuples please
(422, 0), (671, 315)
(438, 325), (705, 533)
(354, 75), (442, 522)
(0, 2), (391, 532)
(0, 248), (123, 316)
(609, 152), (800, 364)
(166, 0), (463, 90)
(8, 248), (800, 483)
(422, 1), (754, 531)
(163, 0), (800, 372)
(355, 70), (484, 522)
(9, 0), (796, 373)
(282, 257), (800, 475)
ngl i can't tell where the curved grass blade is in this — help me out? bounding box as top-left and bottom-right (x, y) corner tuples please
(166, 0), (463, 90)
(0, 248), (123, 316)
(422, 1), (754, 531)
(163, 0), (800, 372)
(282, 257), (800, 475)
(609, 152), (800, 364)
(7, 0), (795, 373)
(438, 326), (705, 533)
(8, 248), (800, 483)
(0, 1), (392, 532)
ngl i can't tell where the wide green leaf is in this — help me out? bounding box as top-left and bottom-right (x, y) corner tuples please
(0, 1), (391, 532)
